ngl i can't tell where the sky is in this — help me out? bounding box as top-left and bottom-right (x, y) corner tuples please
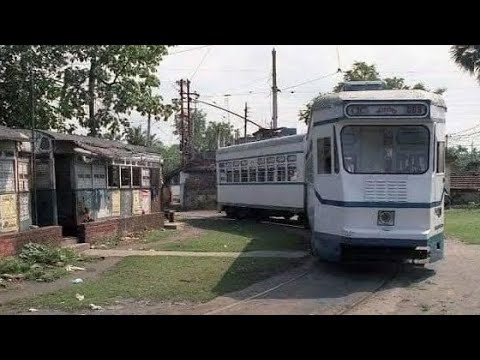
(135, 45), (480, 148)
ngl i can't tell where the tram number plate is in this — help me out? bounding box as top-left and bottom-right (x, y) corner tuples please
(346, 103), (428, 117)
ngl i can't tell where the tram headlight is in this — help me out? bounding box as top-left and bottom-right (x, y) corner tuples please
(378, 210), (395, 226)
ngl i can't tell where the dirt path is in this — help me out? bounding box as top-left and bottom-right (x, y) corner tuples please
(347, 238), (480, 315)
(83, 249), (309, 258)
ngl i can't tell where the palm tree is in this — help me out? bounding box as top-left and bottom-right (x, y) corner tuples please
(451, 45), (480, 83)
(126, 125), (161, 147)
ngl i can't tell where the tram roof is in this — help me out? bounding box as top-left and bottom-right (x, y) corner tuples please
(217, 134), (305, 155)
(311, 90), (446, 111)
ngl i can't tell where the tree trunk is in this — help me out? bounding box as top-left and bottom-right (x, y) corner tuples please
(88, 57), (97, 136)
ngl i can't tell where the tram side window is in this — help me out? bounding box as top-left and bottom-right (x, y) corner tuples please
(317, 137), (332, 174)
(233, 168), (240, 182)
(267, 165), (275, 182)
(288, 164), (297, 181)
(219, 169), (226, 183)
(258, 166), (266, 182)
(277, 165), (286, 182)
(249, 166), (257, 182)
(241, 167), (248, 182)
(437, 141), (445, 173)
(226, 169), (233, 183)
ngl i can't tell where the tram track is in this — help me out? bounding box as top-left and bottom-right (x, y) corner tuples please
(334, 264), (401, 315)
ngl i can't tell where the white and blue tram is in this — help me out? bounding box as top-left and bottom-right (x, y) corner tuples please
(306, 84), (446, 263)
(216, 82), (446, 264)
(216, 134), (306, 220)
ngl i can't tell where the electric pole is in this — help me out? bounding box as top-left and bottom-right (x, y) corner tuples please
(146, 112), (151, 147)
(271, 48), (278, 129)
(177, 79), (197, 166)
(244, 102), (248, 142)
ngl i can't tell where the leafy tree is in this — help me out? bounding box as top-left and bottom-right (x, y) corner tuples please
(158, 144), (181, 176)
(299, 61), (447, 124)
(204, 121), (235, 150)
(0, 45), (72, 130)
(450, 45), (480, 84)
(446, 145), (480, 172)
(173, 109), (236, 152)
(59, 45), (177, 137)
(333, 61), (380, 92)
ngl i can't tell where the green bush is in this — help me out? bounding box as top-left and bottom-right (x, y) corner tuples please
(0, 243), (82, 283)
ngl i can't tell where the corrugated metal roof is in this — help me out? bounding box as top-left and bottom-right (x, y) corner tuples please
(12, 128), (161, 162)
(450, 174), (480, 190)
(312, 90), (447, 111)
(0, 125), (30, 142)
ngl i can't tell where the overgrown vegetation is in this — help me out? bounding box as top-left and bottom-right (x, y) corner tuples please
(0, 243), (88, 282)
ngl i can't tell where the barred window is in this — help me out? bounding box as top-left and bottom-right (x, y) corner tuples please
(219, 169), (227, 183)
(277, 165), (286, 182)
(267, 165), (275, 182)
(226, 169), (233, 183)
(249, 166), (257, 182)
(288, 164), (297, 181)
(258, 166), (266, 182)
(241, 168), (248, 182)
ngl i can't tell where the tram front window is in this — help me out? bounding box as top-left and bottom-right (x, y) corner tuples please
(341, 125), (429, 174)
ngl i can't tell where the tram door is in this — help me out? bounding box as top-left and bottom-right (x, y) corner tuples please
(311, 125), (341, 233)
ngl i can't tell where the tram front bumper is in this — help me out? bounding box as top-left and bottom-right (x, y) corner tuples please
(312, 232), (444, 263)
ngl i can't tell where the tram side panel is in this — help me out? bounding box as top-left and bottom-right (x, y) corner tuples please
(216, 136), (306, 218)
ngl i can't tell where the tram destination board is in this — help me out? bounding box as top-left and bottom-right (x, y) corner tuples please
(345, 102), (429, 118)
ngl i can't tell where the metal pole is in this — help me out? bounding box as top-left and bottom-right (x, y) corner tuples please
(244, 102), (248, 141)
(30, 64), (37, 226)
(272, 48), (278, 129)
(179, 79), (185, 166)
(186, 80), (192, 159)
(147, 112), (151, 147)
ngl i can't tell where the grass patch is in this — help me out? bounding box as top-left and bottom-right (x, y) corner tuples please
(5, 256), (302, 312)
(150, 219), (307, 253)
(143, 229), (178, 243)
(445, 209), (480, 244)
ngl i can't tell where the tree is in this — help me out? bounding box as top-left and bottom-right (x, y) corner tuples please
(333, 61), (380, 92)
(126, 125), (161, 147)
(0, 45), (177, 136)
(0, 45), (72, 130)
(58, 45), (176, 137)
(158, 144), (181, 176)
(299, 61), (447, 124)
(451, 45), (480, 84)
(173, 109), (236, 152)
(204, 121), (235, 150)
